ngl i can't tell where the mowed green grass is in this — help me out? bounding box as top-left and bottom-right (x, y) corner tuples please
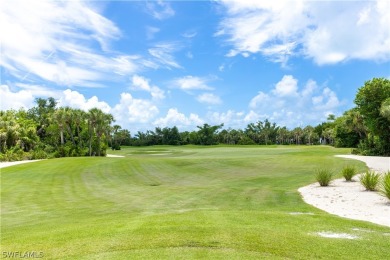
(1, 146), (389, 259)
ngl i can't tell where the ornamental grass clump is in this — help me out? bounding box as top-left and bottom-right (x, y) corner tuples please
(316, 169), (333, 187)
(341, 165), (357, 181)
(360, 170), (380, 191)
(379, 171), (390, 200)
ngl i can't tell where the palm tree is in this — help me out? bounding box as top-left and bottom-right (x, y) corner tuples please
(262, 119), (279, 145)
(73, 109), (86, 149)
(277, 127), (289, 145)
(345, 109), (367, 139)
(0, 111), (20, 152)
(87, 108), (114, 156)
(292, 127), (303, 145)
(52, 108), (67, 145)
(111, 124), (122, 149)
(87, 108), (99, 156)
(303, 126), (315, 145)
(64, 107), (75, 145)
(323, 128), (334, 145)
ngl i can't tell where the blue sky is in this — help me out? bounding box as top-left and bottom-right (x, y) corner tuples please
(1, 0), (389, 132)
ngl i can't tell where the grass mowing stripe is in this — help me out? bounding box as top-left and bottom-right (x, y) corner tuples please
(1, 146), (389, 259)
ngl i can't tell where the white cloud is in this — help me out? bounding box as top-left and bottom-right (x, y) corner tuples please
(58, 89), (162, 130)
(131, 75), (165, 100)
(0, 85), (112, 113)
(0, 0), (143, 87)
(357, 6), (371, 26)
(186, 51), (194, 59)
(217, 0), (307, 63)
(243, 110), (266, 123)
(146, 26), (160, 40)
(153, 108), (203, 128)
(170, 76), (213, 91)
(301, 79), (317, 97)
(182, 31), (197, 38)
(248, 75), (344, 128)
(0, 85), (35, 110)
(146, 0), (175, 20)
(148, 43), (182, 69)
(196, 93), (222, 105)
(112, 92), (159, 125)
(272, 75), (298, 97)
(312, 87), (341, 110)
(249, 91), (270, 109)
(207, 110), (244, 127)
(58, 89), (111, 113)
(15, 83), (61, 99)
(217, 0), (390, 65)
(0, 84), (163, 131)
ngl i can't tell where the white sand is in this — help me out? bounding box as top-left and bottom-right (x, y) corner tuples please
(335, 155), (390, 173)
(0, 160), (43, 169)
(299, 155), (390, 227)
(106, 154), (125, 158)
(1, 154), (124, 169)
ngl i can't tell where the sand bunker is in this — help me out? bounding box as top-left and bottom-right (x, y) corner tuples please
(106, 154), (125, 158)
(0, 160), (43, 169)
(1, 154), (124, 169)
(299, 155), (390, 227)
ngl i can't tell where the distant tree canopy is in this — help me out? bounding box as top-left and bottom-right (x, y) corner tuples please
(1, 77), (389, 161)
(0, 101), (116, 161)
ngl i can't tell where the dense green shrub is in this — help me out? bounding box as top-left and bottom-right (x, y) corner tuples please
(237, 136), (256, 145)
(0, 147), (31, 162)
(341, 165), (357, 181)
(31, 149), (48, 160)
(360, 171), (380, 191)
(315, 169), (333, 186)
(379, 172), (390, 200)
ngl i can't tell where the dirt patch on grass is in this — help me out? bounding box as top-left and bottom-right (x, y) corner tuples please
(317, 231), (359, 239)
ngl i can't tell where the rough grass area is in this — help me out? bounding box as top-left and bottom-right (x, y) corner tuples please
(1, 146), (389, 259)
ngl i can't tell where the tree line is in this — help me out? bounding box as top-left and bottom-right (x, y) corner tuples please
(128, 121), (324, 146)
(0, 98), (130, 161)
(1, 78), (389, 161)
(126, 78), (390, 155)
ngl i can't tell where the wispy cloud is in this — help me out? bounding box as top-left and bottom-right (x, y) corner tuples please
(197, 93), (222, 105)
(0, 0), (143, 87)
(170, 76), (214, 91)
(148, 43), (182, 69)
(131, 75), (165, 100)
(182, 31), (197, 38)
(217, 0), (390, 65)
(15, 83), (61, 98)
(145, 0), (175, 20)
(146, 26), (160, 40)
